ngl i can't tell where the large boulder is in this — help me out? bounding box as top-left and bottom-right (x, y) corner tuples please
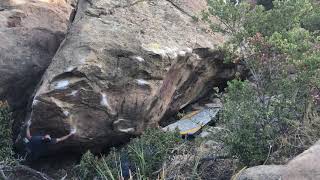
(236, 140), (320, 180)
(29, 0), (235, 152)
(0, 0), (76, 133)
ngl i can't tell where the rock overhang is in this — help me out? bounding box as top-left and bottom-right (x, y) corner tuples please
(26, 0), (236, 152)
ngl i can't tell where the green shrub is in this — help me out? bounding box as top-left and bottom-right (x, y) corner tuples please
(0, 101), (15, 164)
(77, 151), (98, 180)
(222, 80), (272, 165)
(205, 0), (320, 166)
(302, 4), (320, 32)
(76, 128), (182, 179)
(223, 78), (320, 165)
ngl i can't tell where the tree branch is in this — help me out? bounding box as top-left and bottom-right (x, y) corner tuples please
(13, 165), (54, 180)
(0, 168), (8, 180)
(1, 165), (54, 180)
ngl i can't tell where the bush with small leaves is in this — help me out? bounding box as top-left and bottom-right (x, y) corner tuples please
(205, 0), (320, 166)
(0, 101), (15, 165)
(77, 151), (97, 180)
(76, 128), (182, 179)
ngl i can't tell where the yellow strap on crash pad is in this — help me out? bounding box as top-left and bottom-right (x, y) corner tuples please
(181, 110), (200, 119)
(180, 126), (202, 135)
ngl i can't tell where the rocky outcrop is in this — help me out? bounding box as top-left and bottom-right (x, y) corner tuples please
(236, 140), (320, 180)
(0, 0), (76, 133)
(29, 0), (235, 152)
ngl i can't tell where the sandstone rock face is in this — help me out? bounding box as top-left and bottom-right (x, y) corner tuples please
(0, 0), (76, 131)
(236, 140), (320, 180)
(29, 0), (234, 152)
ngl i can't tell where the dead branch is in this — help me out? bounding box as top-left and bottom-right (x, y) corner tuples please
(1, 165), (53, 180)
(0, 168), (8, 180)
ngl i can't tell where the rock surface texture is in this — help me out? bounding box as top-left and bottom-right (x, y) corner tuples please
(29, 0), (235, 151)
(236, 140), (320, 180)
(0, 0), (76, 131)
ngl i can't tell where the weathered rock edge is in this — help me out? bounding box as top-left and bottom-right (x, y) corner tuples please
(0, 0), (77, 135)
(236, 140), (320, 180)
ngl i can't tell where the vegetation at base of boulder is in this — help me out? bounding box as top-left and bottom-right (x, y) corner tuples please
(0, 101), (20, 180)
(76, 129), (237, 180)
(0, 101), (15, 165)
(204, 0), (320, 166)
(76, 128), (182, 179)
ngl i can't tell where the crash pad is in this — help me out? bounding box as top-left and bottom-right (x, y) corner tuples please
(163, 108), (220, 135)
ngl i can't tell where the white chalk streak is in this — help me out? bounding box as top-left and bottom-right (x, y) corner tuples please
(68, 90), (78, 96)
(100, 93), (110, 108)
(63, 110), (70, 117)
(135, 56), (145, 62)
(66, 66), (74, 72)
(136, 79), (150, 85)
(118, 128), (135, 133)
(178, 51), (186, 56)
(55, 80), (69, 90)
